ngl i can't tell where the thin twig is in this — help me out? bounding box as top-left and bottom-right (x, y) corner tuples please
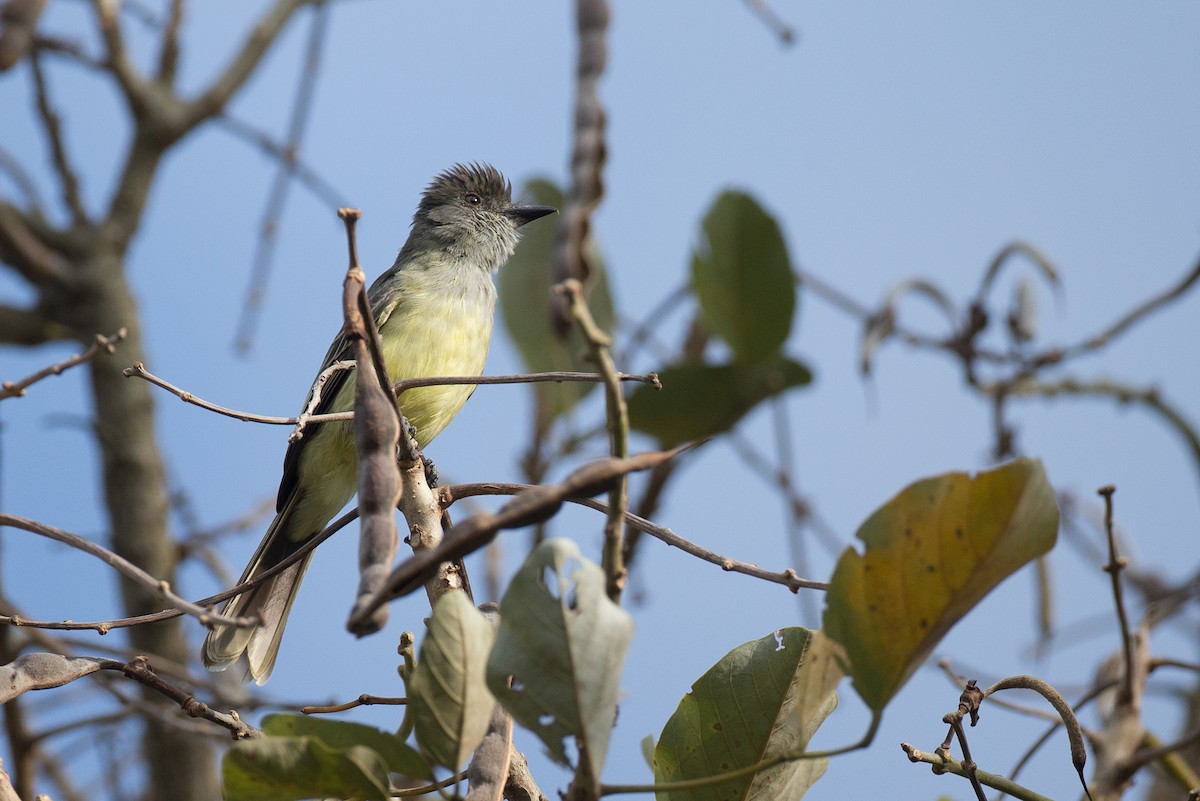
(999, 378), (1200, 497)
(233, 0), (332, 353)
(0, 514), (254, 630)
(214, 114), (346, 208)
(740, 0), (796, 44)
(29, 47), (87, 223)
(560, 277), (629, 601)
(155, 0), (183, 83)
(1060, 253), (1200, 360)
(299, 694), (406, 715)
(106, 656), (262, 740)
(89, 0), (149, 107)
(0, 508), (358, 632)
(0, 143), (45, 211)
(443, 482), (828, 593)
(180, 0), (316, 128)
(901, 744), (1053, 801)
(1098, 486), (1135, 707)
(1, 329), (127, 400)
(125, 360), (658, 427)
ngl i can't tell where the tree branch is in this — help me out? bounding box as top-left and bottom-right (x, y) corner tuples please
(234, 0), (332, 353)
(181, 0), (317, 127)
(29, 48), (88, 224)
(0, 303), (72, 346)
(0, 199), (68, 287)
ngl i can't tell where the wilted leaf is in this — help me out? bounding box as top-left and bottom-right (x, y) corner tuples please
(410, 590), (498, 771)
(486, 539), (633, 787)
(628, 357), (812, 447)
(653, 628), (837, 801)
(499, 178), (616, 421)
(691, 191), (795, 363)
(0, 653), (110, 702)
(822, 458), (1059, 711)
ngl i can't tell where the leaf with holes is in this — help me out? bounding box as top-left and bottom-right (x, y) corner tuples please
(653, 628), (839, 801)
(498, 178), (616, 421)
(691, 191), (796, 363)
(822, 458), (1059, 712)
(486, 538), (633, 787)
(409, 590), (497, 771)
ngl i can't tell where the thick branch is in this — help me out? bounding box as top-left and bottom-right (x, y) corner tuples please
(0, 303), (71, 346)
(0, 200), (67, 287)
(182, 0), (316, 127)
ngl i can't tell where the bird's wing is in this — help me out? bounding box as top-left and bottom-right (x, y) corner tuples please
(274, 269), (406, 512)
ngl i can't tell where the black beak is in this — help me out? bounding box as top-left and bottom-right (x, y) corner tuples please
(506, 204), (558, 227)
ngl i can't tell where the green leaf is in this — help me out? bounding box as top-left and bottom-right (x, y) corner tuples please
(409, 590), (498, 771)
(653, 628), (837, 801)
(259, 714), (428, 778)
(822, 458), (1060, 711)
(628, 357), (812, 447)
(691, 191), (796, 363)
(499, 178), (617, 421)
(224, 735), (392, 801)
(486, 538), (633, 787)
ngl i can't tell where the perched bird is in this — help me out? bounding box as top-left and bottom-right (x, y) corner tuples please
(203, 164), (556, 684)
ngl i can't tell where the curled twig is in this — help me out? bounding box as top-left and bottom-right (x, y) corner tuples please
(985, 675), (1091, 799)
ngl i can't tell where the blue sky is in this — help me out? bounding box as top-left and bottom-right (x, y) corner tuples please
(2, 3), (1199, 798)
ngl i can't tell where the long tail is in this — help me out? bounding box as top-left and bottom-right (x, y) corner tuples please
(202, 493), (312, 685)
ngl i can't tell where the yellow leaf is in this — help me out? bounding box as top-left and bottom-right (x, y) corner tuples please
(822, 458), (1059, 711)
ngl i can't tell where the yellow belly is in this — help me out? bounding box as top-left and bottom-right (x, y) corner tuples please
(287, 275), (495, 540)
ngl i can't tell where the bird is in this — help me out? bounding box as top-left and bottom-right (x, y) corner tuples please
(202, 163), (556, 684)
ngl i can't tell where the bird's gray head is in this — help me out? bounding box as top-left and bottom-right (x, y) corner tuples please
(407, 163), (556, 272)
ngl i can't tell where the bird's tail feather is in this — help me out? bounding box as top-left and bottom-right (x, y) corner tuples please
(202, 494), (312, 685)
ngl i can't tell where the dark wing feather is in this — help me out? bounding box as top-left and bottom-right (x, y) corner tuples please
(274, 270), (405, 511)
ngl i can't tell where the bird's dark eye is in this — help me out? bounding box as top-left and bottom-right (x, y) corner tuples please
(465, 193), (482, 205)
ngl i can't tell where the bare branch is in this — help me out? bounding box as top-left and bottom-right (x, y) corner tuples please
(29, 48), (88, 223)
(156, 0), (183, 83)
(559, 277), (628, 601)
(234, 0), (332, 353)
(89, 0), (151, 108)
(348, 449), (685, 628)
(973, 240), (1061, 310)
(444, 478), (828, 594)
(1062, 252), (1200, 359)
(107, 656), (262, 740)
(0, 513), (255, 630)
(550, 0), (609, 333)
(182, 0), (317, 127)
(740, 0), (796, 44)
(0, 303), (72, 346)
(0, 143), (45, 212)
(213, 113), (346, 208)
(299, 694), (406, 715)
(0, 0), (46, 70)
(0, 199), (68, 286)
(124, 360), (658, 428)
(998, 378), (1200, 496)
(1, 329), (126, 399)
(1098, 485), (1137, 708)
